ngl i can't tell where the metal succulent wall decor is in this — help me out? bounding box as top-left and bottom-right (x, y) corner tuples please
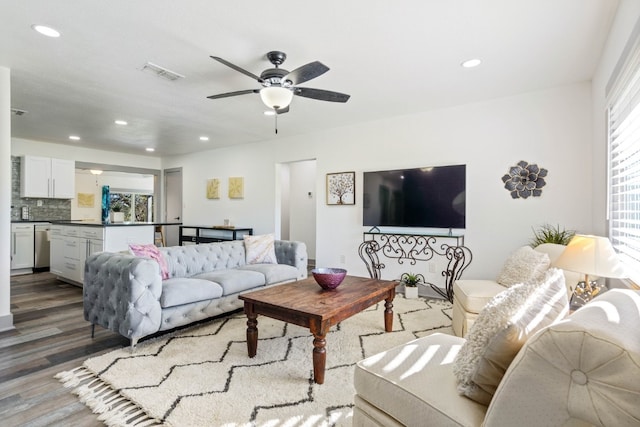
(501, 160), (547, 199)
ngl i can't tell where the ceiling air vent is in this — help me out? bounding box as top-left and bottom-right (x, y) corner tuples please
(142, 62), (185, 81)
(11, 108), (27, 116)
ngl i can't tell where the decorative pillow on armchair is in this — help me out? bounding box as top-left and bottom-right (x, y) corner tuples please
(244, 233), (278, 264)
(129, 243), (169, 279)
(496, 245), (550, 287)
(452, 268), (569, 405)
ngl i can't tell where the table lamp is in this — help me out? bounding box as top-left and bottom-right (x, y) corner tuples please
(554, 235), (626, 306)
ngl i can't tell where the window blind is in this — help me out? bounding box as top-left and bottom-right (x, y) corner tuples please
(607, 28), (640, 285)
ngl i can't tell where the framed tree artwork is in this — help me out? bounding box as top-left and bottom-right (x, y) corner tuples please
(326, 171), (355, 205)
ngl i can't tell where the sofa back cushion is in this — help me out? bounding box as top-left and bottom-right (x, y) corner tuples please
(453, 268), (569, 405)
(159, 241), (246, 279)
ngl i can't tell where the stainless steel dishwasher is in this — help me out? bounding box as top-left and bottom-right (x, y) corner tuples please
(34, 223), (51, 270)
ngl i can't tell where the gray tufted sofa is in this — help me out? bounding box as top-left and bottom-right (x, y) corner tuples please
(83, 240), (308, 347)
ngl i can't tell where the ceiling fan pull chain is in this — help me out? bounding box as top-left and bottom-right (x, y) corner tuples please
(275, 112), (278, 134)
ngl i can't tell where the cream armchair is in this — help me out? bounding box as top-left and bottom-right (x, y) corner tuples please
(452, 243), (579, 337)
(353, 288), (640, 426)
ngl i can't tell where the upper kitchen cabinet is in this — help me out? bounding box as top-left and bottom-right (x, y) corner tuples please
(20, 155), (75, 199)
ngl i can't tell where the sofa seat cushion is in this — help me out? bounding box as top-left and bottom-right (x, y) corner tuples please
(237, 263), (299, 285)
(354, 333), (487, 427)
(193, 269), (265, 296)
(160, 278), (224, 308)
(454, 279), (506, 314)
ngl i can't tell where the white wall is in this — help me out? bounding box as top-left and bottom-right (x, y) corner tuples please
(11, 138), (161, 170)
(164, 82), (593, 281)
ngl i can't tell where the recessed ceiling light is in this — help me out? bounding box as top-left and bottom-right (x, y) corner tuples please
(69, 135), (80, 141)
(31, 24), (60, 38)
(264, 110), (276, 116)
(114, 120), (128, 125)
(199, 136), (209, 141)
(145, 147), (155, 152)
(461, 58), (482, 68)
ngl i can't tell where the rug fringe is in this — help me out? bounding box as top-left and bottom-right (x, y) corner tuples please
(55, 367), (164, 426)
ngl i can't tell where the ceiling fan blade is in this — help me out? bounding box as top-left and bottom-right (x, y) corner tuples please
(283, 61), (329, 86)
(294, 87), (350, 103)
(207, 89), (259, 100)
(210, 56), (264, 83)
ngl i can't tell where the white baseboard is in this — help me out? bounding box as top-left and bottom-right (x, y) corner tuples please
(0, 313), (15, 332)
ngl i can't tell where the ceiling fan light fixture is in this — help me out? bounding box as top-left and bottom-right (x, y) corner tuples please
(90, 169), (103, 175)
(260, 86), (293, 110)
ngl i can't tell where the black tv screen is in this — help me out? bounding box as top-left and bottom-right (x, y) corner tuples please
(363, 165), (466, 229)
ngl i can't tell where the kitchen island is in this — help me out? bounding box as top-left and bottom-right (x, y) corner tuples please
(50, 221), (179, 286)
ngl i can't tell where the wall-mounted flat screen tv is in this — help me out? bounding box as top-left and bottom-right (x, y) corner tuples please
(363, 164), (466, 229)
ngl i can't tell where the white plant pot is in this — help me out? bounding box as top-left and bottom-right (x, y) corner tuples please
(110, 212), (125, 223)
(404, 286), (419, 299)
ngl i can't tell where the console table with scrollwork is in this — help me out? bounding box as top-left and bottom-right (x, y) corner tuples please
(358, 231), (472, 302)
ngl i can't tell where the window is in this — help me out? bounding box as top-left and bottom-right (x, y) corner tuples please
(110, 192), (153, 222)
(607, 28), (640, 285)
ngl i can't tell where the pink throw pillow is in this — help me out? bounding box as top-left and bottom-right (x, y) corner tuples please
(129, 244), (169, 279)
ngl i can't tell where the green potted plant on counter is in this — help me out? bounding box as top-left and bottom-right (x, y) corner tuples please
(110, 204), (125, 223)
(400, 272), (425, 299)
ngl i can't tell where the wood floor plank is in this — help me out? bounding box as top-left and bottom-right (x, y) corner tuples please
(0, 272), (119, 426)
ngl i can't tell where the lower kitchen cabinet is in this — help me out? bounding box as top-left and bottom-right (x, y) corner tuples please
(50, 223), (153, 286)
(10, 223), (35, 271)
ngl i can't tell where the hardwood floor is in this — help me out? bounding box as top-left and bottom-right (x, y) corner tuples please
(0, 272), (129, 426)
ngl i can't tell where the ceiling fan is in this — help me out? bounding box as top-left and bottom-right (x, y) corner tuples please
(207, 51), (350, 114)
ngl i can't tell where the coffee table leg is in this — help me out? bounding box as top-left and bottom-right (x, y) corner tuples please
(311, 320), (330, 385)
(312, 332), (326, 384)
(384, 293), (394, 332)
(245, 303), (258, 358)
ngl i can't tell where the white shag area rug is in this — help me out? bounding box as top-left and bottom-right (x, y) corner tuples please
(57, 295), (452, 426)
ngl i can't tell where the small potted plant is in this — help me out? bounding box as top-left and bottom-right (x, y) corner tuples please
(110, 204), (125, 223)
(529, 223), (575, 247)
(400, 272), (424, 299)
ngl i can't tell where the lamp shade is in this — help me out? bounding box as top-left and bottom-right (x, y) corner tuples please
(554, 234), (626, 278)
(259, 86), (293, 109)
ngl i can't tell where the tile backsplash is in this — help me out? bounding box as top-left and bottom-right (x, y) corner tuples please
(11, 156), (71, 221)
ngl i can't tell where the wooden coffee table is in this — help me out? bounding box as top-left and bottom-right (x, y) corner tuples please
(238, 275), (397, 384)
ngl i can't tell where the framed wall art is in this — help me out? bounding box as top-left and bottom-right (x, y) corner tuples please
(228, 177), (244, 199)
(326, 171), (355, 205)
(206, 178), (220, 199)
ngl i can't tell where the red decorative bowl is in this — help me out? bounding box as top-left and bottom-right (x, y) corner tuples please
(312, 268), (347, 290)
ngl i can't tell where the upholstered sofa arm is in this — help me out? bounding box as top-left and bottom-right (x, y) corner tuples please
(84, 252), (163, 345)
(275, 240), (308, 280)
(485, 289), (640, 426)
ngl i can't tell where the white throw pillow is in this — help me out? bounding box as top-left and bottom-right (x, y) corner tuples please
(496, 245), (550, 287)
(452, 268), (568, 405)
(244, 233), (278, 264)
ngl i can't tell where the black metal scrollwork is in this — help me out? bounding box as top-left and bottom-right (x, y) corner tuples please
(358, 233), (472, 302)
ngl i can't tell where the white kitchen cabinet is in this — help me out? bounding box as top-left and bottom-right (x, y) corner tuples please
(50, 224), (153, 286)
(49, 225), (64, 276)
(20, 155), (75, 199)
(10, 223), (34, 271)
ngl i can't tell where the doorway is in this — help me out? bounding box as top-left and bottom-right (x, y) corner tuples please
(164, 168), (182, 247)
(279, 160), (316, 263)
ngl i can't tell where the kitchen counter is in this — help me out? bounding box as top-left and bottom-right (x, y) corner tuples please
(51, 220), (182, 227)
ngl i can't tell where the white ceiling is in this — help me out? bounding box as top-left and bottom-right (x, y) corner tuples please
(2, 0), (619, 157)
